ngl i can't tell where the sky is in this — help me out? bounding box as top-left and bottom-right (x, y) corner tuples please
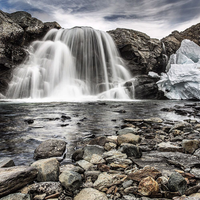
(1, 0), (200, 39)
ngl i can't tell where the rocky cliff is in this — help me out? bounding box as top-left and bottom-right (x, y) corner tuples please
(107, 28), (165, 99)
(108, 29), (164, 76)
(162, 23), (200, 58)
(1, 9), (200, 99)
(0, 10), (61, 95)
(108, 24), (200, 99)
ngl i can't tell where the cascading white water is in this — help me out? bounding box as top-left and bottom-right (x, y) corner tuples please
(6, 27), (133, 100)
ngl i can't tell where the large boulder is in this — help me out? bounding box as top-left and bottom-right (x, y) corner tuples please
(31, 158), (60, 182)
(34, 139), (67, 160)
(0, 166), (37, 197)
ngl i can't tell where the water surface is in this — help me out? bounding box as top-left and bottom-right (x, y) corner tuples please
(0, 100), (195, 165)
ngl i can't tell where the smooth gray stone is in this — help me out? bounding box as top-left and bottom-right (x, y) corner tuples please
(0, 166), (37, 198)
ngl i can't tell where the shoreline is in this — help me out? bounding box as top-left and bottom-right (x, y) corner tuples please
(1, 102), (200, 199)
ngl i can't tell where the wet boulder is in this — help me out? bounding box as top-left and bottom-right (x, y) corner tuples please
(34, 139), (67, 160)
(134, 75), (164, 99)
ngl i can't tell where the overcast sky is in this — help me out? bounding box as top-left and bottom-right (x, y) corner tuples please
(1, 0), (200, 39)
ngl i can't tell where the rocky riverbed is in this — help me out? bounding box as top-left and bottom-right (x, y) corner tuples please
(1, 101), (200, 199)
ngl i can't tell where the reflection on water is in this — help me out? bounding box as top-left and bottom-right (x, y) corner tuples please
(0, 100), (196, 165)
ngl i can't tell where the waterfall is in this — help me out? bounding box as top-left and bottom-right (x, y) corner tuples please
(6, 27), (133, 100)
(162, 42), (168, 71)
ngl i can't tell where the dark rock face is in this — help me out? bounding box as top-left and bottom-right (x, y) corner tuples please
(107, 28), (164, 75)
(134, 75), (165, 99)
(7, 11), (61, 46)
(0, 10), (61, 95)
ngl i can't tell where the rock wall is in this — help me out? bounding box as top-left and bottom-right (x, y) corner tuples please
(108, 24), (200, 99)
(107, 28), (164, 76)
(0, 10), (61, 95)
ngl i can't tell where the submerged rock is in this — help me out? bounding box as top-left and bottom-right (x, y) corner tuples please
(0, 157), (15, 168)
(117, 127), (139, 135)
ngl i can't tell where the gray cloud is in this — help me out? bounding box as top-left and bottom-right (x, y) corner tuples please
(1, 0), (200, 38)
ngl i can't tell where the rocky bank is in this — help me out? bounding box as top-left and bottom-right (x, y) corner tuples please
(1, 9), (200, 99)
(1, 103), (200, 199)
